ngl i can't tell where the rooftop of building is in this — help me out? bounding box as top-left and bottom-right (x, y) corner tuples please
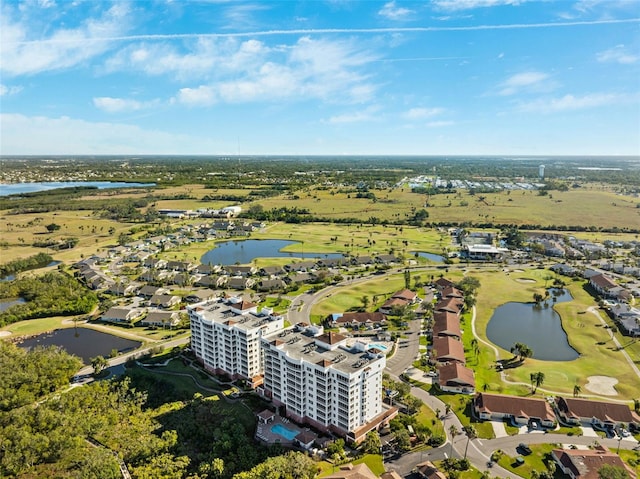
(189, 297), (282, 332)
(262, 324), (385, 375)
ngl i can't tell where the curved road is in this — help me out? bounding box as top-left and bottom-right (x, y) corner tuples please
(286, 271), (640, 478)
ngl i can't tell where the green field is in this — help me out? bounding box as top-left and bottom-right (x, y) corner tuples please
(472, 270), (640, 400)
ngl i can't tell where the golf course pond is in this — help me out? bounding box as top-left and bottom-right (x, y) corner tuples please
(486, 288), (580, 361)
(18, 327), (141, 364)
(201, 239), (344, 265)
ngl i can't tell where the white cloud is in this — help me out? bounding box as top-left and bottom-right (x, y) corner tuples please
(93, 96), (159, 113)
(596, 45), (638, 64)
(175, 85), (217, 106)
(433, 0), (525, 11)
(326, 106), (380, 124)
(427, 120), (454, 127)
(498, 71), (552, 96)
(0, 113), (216, 154)
(0, 84), (23, 96)
(170, 36), (378, 106)
(0, 3), (130, 76)
(378, 1), (414, 20)
(517, 92), (626, 113)
(403, 107), (445, 119)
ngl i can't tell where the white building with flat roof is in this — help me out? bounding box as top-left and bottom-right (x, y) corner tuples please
(260, 326), (396, 443)
(189, 297), (284, 387)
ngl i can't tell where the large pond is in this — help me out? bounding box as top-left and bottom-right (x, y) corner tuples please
(18, 327), (141, 364)
(486, 289), (579, 361)
(201, 239), (344, 265)
(0, 181), (155, 196)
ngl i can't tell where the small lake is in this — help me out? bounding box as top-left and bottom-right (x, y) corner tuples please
(416, 252), (445, 263)
(0, 181), (155, 196)
(486, 289), (579, 361)
(0, 297), (26, 312)
(18, 327), (141, 364)
(201, 239), (344, 265)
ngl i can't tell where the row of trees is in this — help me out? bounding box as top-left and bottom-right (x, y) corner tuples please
(0, 252), (53, 278)
(0, 272), (98, 327)
(0, 341), (318, 478)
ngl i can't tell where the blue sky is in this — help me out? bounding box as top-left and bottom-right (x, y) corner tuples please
(1, 0), (639, 156)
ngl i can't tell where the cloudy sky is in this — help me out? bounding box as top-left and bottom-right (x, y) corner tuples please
(1, 0), (639, 156)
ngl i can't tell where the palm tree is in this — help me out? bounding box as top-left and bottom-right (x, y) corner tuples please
(532, 372), (545, 393)
(463, 425), (477, 460)
(449, 425), (459, 456)
(574, 384), (581, 397)
(530, 372), (537, 393)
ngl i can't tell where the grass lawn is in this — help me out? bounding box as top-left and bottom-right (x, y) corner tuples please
(432, 392), (495, 440)
(1, 315), (72, 337)
(472, 270), (640, 400)
(259, 296), (291, 314)
(617, 449), (640, 476)
(495, 443), (558, 478)
(308, 268), (464, 323)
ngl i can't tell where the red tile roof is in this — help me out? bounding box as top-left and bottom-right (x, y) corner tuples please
(392, 289), (417, 301)
(437, 363), (475, 388)
(589, 273), (618, 291)
(441, 286), (464, 298)
(555, 397), (640, 424)
(432, 336), (465, 363)
(434, 297), (464, 313)
(552, 446), (636, 479)
(317, 331), (347, 345)
(434, 278), (455, 290)
(474, 393), (556, 422)
(433, 311), (462, 337)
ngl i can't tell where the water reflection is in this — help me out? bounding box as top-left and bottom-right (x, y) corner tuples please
(486, 289), (579, 361)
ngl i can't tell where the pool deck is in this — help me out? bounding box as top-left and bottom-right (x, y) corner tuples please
(255, 414), (307, 445)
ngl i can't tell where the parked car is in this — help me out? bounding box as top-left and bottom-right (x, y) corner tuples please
(518, 443), (532, 455)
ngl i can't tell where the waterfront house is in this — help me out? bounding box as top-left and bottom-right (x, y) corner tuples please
(142, 310), (180, 328)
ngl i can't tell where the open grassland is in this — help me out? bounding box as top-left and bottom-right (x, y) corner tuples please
(473, 270), (640, 400)
(244, 184), (639, 229)
(0, 209), (137, 263)
(420, 187), (639, 229)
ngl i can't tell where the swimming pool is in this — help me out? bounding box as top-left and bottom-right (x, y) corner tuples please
(270, 423), (299, 441)
(368, 343), (388, 351)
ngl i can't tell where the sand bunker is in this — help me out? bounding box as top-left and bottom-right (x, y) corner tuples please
(516, 278), (536, 283)
(585, 376), (618, 396)
(0, 331), (11, 338)
(512, 269), (525, 273)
